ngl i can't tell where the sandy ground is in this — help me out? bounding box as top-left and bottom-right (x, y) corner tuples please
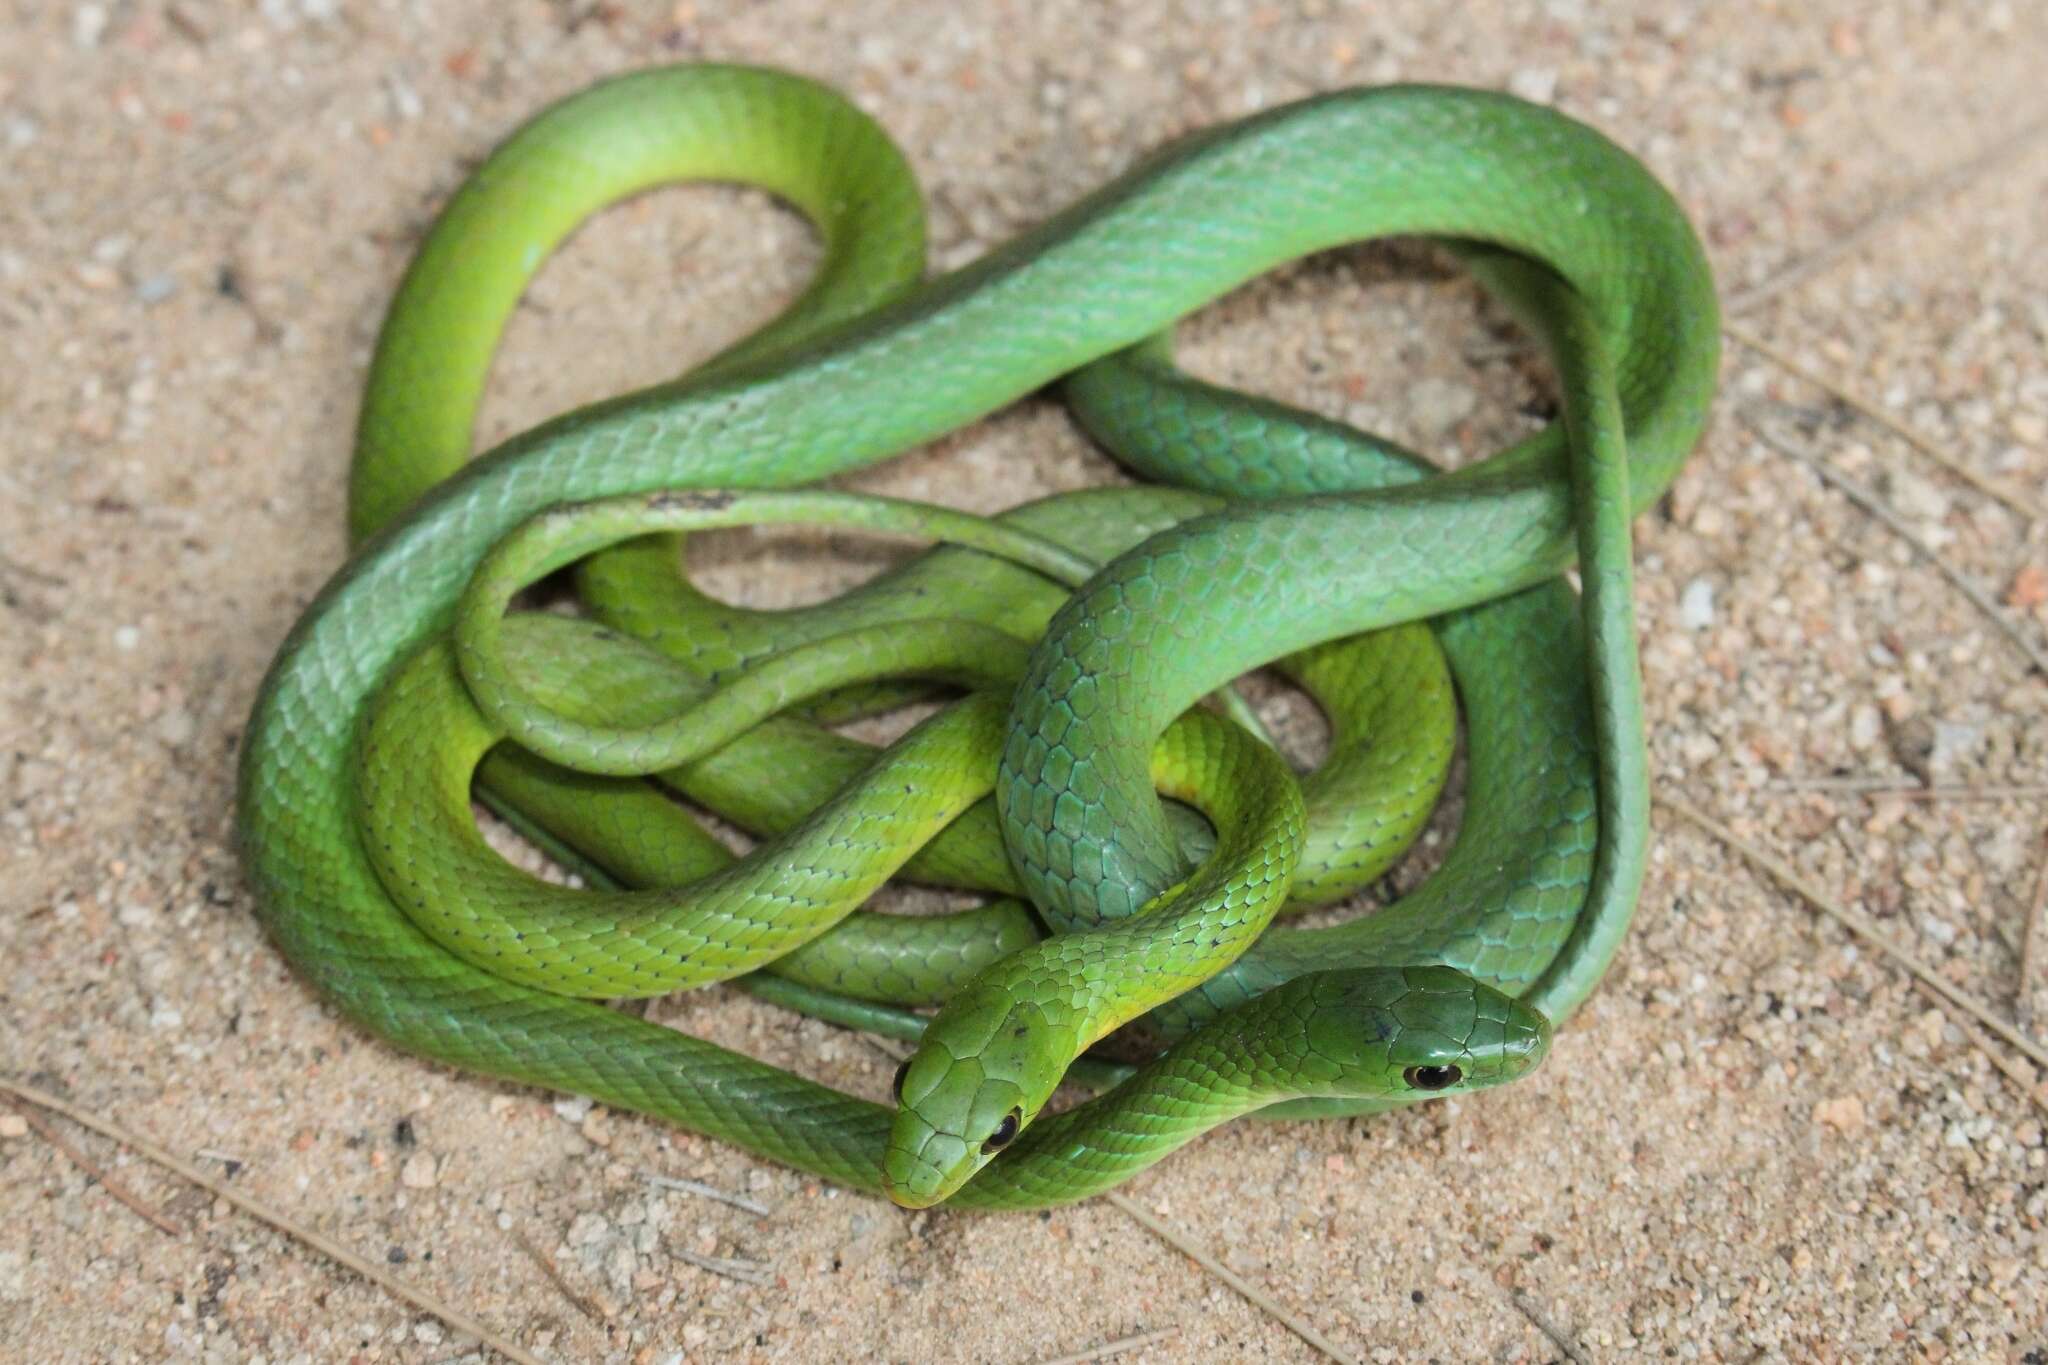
(5, 1), (2048, 1361)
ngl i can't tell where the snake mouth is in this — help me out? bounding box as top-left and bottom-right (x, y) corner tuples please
(1466, 992), (1553, 1088)
(1502, 1010), (1550, 1078)
(882, 1119), (973, 1209)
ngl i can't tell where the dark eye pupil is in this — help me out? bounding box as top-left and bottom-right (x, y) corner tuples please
(1403, 1064), (1462, 1091)
(892, 1060), (911, 1103)
(981, 1108), (1022, 1154)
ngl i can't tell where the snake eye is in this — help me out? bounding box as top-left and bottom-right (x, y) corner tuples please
(892, 1060), (911, 1103)
(1403, 1064), (1463, 1091)
(981, 1107), (1023, 1154)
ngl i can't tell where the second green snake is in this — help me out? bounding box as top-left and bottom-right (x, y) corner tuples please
(236, 65), (1717, 1208)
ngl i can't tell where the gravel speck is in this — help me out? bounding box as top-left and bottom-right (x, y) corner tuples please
(1407, 376), (1477, 435)
(134, 275), (178, 305)
(1679, 576), (1717, 629)
(1507, 66), (1558, 103)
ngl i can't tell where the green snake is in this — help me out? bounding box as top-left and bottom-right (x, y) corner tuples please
(235, 65), (1717, 1209)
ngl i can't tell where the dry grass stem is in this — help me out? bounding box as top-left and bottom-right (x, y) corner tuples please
(1659, 799), (2048, 1077)
(1913, 982), (2048, 1120)
(1105, 1192), (1362, 1365)
(0, 1078), (543, 1365)
(1744, 417), (2048, 676)
(1030, 1327), (1180, 1365)
(1728, 324), (2042, 520)
(672, 1247), (775, 1285)
(87, 83), (353, 238)
(1763, 778), (2048, 802)
(1723, 112), (2048, 314)
(511, 1226), (608, 1325)
(4, 1100), (183, 1237)
(641, 1172), (772, 1217)
(1500, 1284), (1589, 1365)
(2021, 823), (2048, 1024)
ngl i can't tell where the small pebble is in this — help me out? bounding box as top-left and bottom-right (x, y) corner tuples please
(1812, 1096), (1865, 1132)
(400, 1152), (438, 1188)
(1508, 67), (1559, 103)
(1885, 468), (1950, 522)
(0, 1115), (28, 1139)
(1678, 577), (1716, 629)
(2005, 564), (2046, 609)
(386, 75), (422, 120)
(1407, 377), (1477, 435)
(72, 3), (109, 48)
(1928, 720), (1984, 775)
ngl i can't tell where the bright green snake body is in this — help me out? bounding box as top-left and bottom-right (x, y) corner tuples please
(236, 66), (1717, 1208)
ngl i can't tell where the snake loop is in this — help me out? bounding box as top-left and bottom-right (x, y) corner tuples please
(236, 64), (1716, 1208)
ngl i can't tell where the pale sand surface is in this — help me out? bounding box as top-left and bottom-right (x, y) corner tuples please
(4, 2), (2047, 1361)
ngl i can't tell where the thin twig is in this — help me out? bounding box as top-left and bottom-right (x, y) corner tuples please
(1765, 775), (1911, 792)
(510, 1227), (607, 1324)
(1870, 786), (2048, 804)
(2021, 821), (2048, 1024)
(1727, 324), (2043, 521)
(1104, 1193), (1362, 1365)
(0, 548), (66, 588)
(87, 82), (353, 238)
(1725, 111), (2048, 315)
(640, 1172), (771, 1217)
(1913, 981), (2048, 1121)
(1498, 1283), (1588, 1365)
(1744, 417), (2048, 677)
(671, 1247), (775, 1286)
(193, 1147), (249, 1169)
(4, 1101), (183, 1236)
(1659, 798), (2048, 1078)
(0, 1078), (542, 1365)
(1029, 1327), (1180, 1365)
(1762, 778), (2048, 802)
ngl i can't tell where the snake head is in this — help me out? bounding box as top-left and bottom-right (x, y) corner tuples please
(1352, 964), (1549, 1096)
(882, 989), (1067, 1209)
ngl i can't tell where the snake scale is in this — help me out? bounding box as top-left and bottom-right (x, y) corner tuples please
(235, 65), (1717, 1208)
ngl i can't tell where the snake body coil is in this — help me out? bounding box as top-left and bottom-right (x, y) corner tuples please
(236, 66), (1717, 1208)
